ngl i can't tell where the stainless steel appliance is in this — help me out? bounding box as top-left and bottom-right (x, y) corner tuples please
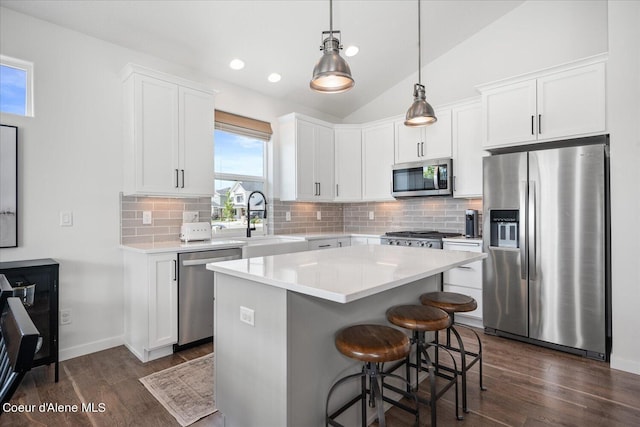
(176, 248), (242, 350)
(465, 209), (479, 238)
(382, 230), (462, 249)
(392, 159), (452, 198)
(482, 137), (610, 360)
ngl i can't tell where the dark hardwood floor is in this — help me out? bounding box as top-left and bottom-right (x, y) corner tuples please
(2, 329), (639, 426)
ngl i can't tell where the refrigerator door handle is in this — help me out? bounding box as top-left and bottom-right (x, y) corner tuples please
(520, 181), (528, 280)
(529, 181), (537, 281)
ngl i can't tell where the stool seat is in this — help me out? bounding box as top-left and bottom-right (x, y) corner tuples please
(386, 305), (452, 332)
(335, 324), (410, 363)
(420, 291), (477, 313)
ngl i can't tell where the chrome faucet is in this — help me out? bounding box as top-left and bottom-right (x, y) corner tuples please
(246, 191), (268, 238)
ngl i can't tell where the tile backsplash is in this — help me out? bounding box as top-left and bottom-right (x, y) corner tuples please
(120, 194), (211, 244)
(120, 194), (482, 243)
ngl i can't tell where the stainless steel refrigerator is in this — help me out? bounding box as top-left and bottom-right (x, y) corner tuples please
(482, 137), (610, 361)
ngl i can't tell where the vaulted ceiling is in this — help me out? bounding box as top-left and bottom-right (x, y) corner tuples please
(0, 0), (524, 119)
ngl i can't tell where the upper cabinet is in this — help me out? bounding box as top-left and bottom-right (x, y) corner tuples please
(479, 57), (606, 150)
(122, 65), (215, 197)
(394, 108), (452, 164)
(451, 99), (485, 198)
(279, 114), (335, 202)
(334, 126), (362, 202)
(362, 121), (395, 201)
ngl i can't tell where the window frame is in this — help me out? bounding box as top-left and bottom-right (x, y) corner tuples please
(0, 55), (34, 117)
(213, 128), (269, 237)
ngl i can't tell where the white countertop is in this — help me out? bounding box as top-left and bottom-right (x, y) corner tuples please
(207, 244), (486, 303)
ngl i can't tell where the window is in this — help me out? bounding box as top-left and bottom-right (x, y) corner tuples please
(212, 111), (272, 236)
(0, 55), (34, 117)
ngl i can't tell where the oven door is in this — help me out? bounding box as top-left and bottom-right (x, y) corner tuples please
(392, 160), (452, 197)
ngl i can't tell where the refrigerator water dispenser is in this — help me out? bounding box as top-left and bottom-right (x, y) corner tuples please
(489, 210), (519, 248)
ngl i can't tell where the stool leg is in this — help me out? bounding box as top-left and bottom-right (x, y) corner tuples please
(456, 323), (488, 392)
(449, 325), (469, 413)
(325, 370), (366, 427)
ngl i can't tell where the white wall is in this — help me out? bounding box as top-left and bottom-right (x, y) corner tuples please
(345, 0), (608, 123)
(0, 7), (335, 360)
(607, 0), (640, 375)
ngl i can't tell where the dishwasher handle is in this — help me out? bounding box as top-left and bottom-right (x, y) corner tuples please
(182, 255), (240, 266)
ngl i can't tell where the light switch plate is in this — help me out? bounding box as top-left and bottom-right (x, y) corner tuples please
(240, 306), (255, 326)
(369, 211), (375, 220)
(285, 211), (291, 221)
(142, 211), (152, 225)
(183, 211), (199, 223)
(316, 211), (322, 220)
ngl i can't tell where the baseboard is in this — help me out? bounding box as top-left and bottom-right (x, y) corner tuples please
(610, 354), (640, 375)
(59, 335), (124, 361)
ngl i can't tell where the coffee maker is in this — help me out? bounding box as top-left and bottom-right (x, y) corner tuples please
(465, 209), (479, 238)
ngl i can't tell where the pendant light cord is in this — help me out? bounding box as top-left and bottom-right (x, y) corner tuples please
(329, 0), (333, 39)
(418, 0), (421, 85)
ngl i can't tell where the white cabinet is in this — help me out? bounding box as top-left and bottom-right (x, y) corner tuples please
(443, 240), (483, 327)
(122, 65), (215, 197)
(362, 121), (395, 201)
(394, 108), (452, 164)
(309, 238), (338, 250)
(452, 100), (485, 198)
(351, 236), (381, 245)
(334, 127), (362, 202)
(480, 60), (606, 149)
(123, 251), (178, 362)
(279, 114), (335, 201)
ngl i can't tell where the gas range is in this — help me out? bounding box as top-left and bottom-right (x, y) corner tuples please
(381, 230), (462, 249)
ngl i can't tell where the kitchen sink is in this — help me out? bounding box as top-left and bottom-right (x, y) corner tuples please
(240, 236), (309, 258)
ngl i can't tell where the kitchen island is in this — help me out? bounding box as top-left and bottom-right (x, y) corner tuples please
(207, 244), (486, 427)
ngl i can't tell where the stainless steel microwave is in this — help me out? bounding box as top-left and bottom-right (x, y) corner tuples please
(392, 159), (452, 197)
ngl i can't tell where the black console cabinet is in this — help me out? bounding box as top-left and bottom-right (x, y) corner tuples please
(0, 258), (59, 382)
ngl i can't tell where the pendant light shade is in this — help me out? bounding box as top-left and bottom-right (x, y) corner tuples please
(310, 0), (355, 93)
(405, 0), (436, 126)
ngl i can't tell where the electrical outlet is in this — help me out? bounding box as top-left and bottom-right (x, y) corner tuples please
(142, 211), (152, 225)
(60, 309), (72, 325)
(316, 211), (322, 220)
(369, 211), (375, 220)
(285, 211), (291, 221)
(183, 211), (199, 223)
(240, 306), (255, 326)
(59, 211), (73, 227)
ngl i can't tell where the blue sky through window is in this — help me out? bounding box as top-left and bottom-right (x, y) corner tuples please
(214, 129), (264, 177)
(0, 65), (27, 115)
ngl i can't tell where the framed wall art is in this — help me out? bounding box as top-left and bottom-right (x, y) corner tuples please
(0, 124), (18, 247)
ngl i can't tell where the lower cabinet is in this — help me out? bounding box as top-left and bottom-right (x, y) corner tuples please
(442, 240), (483, 327)
(123, 251), (178, 362)
(308, 238), (349, 250)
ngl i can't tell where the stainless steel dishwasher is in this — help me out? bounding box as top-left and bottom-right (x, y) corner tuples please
(175, 248), (242, 351)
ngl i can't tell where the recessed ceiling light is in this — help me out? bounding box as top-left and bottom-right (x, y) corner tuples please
(268, 73), (281, 83)
(344, 45), (359, 57)
(229, 59), (245, 70)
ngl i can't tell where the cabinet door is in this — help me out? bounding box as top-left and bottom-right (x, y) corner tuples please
(148, 254), (178, 349)
(452, 101), (484, 198)
(295, 120), (317, 200)
(394, 122), (423, 164)
(424, 108), (452, 159)
(362, 122), (394, 201)
(134, 75), (180, 194)
(482, 80), (537, 149)
(536, 62), (605, 141)
(314, 124), (335, 201)
(180, 87), (215, 196)
(309, 239), (337, 250)
(334, 128), (362, 201)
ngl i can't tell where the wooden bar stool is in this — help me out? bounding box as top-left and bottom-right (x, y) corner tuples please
(386, 304), (462, 426)
(326, 324), (419, 427)
(420, 291), (486, 413)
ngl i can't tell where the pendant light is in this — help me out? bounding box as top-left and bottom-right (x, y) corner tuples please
(405, 0), (436, 126)
(310, 0), (355, 93)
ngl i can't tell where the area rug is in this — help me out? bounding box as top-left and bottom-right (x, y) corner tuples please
(140, 353), (217, 426)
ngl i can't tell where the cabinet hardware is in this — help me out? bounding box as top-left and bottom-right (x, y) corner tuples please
(336, 184), (339, 197)
(531, 115), (534, 135)
(421, 141), (424, 157)
(318, 244), (331, 248)
(417, 142), (420, 157)
(175, 169), (180, 188)
(538, 114), (542, 134)
(181, 169), (185, 188)
(453, 176), (456, 192)
(173, 260), (177, 281)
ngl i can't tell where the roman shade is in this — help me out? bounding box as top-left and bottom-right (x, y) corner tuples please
(214, 110), (273, 141)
